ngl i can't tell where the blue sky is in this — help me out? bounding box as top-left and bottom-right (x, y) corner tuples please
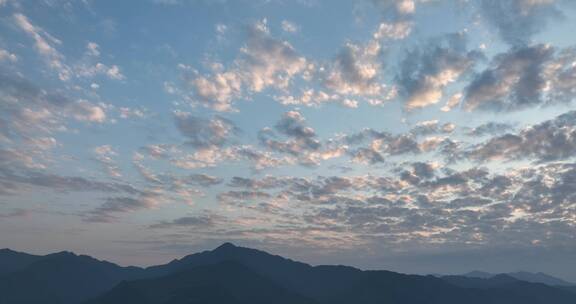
(2, 0), (576, 280)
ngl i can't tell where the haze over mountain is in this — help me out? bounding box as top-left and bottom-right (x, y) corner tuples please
(1, 243), (575, 304)
(460, 271), (575, 286)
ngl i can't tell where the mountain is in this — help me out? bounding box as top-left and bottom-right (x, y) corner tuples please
(3, 243), (576, 304)
(145, 242), (364, 301)
(0, 248), (42, 276)
(142, 243), (576, 304)
(508, 271), (575, 286)
(87, 261), (317, 304)
(443, 274), (522, 289)
(441, 274), (576, 303)
(0, 251), (147, 304)
(461, 270), (575, 286)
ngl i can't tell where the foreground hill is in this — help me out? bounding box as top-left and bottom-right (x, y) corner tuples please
(2, 243), (576, 304)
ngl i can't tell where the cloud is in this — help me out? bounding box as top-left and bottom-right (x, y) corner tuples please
(478, 0), (561, 45)
(257, 111), (346, 167)
(281, 20), (299, 33)
(13, 13), (71, 81)
(169, 146), (236, 169)
(69, 100), (107, 122)
(180, 19), (309, 111)
(75, 62), (125, 81)
(149, 214), (222, 229)
(174, 111), (238, 149)
(0, 69), (107, 168)
(0, 167), (141, 197)
(466, 122), (516, 137)
(275, 111), (318, 143)
(164, 142), (291, 171)
(14, 14), (125, 83)
(343, 129), (420, 163)
(218, 190), (272, 202)
(239, 19), (309, 91)
(464, 43), (576, 111)
(0, 209), (29, 219)
(192, 158), (576, 253)
(74, 42), (126, 81)
(274, 89), (358, 108)
(410, 120), (455, 136)
(185, 174), (223, 186)
(373, 21), (413, 40)
(400, 161), (436, 184)
(131, 153), (224, 204)
(275, 20), (406, 109)
(545, 47), (576, 103)
(441, 92), (462, 112)
(0, 49), (18, 62)
(465, 44), (552, 111)
(467, 110), (576, 162)
(183, 69), (243, 112)
(140, 144), (173, 159)
(234, 146), (293, 170)
(258, 111), (320, 155)
(85, 190), (163, 223)
(397, 33), (481, 111)
(93, 145), (122, 178)
(371, 0), (416, 18)
(323, 39), (385, 97)
(0, 69), (106, 126)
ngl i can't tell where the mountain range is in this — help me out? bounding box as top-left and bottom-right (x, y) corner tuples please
(459, 270), (575, 286)
(0, 243), (575, 304)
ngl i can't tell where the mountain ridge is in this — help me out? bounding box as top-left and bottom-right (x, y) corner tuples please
(459, 270), (575, 286)
(1, 243), (576, 304)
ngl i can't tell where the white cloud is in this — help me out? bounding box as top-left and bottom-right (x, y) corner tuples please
(179, 19), (309, 111)
(70, 100), (107, 122)
(14, 13), (71, 81)
(373, 21), (413, 40)
(323, 40), (384, 96)
(86, 42), (100, 57)
(94, 145), (122, 178)
(281, 20), (299, 33)
(0, 49), (18, 62)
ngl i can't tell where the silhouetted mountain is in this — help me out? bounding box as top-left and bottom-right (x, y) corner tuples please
(0, 248), (42, 276)
(442, 273), (521, 288)
(145, 242), (367, 301)
(508, 271), (574, 286)
(3, 243), (576, 304)
(440, 274), (576, 303)
(559, 285), (576, 294)
(461, 270), (575, 286)
(0, 251), (146, 304)
(87, 261), (317, 304)
(143, 243), (576, 304)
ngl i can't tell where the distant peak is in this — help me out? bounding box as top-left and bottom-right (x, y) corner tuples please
(49, 250), (78, 258)
(215, 242), (238, 251)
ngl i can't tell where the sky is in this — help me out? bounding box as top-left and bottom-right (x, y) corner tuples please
(2, 0), (576, 281)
